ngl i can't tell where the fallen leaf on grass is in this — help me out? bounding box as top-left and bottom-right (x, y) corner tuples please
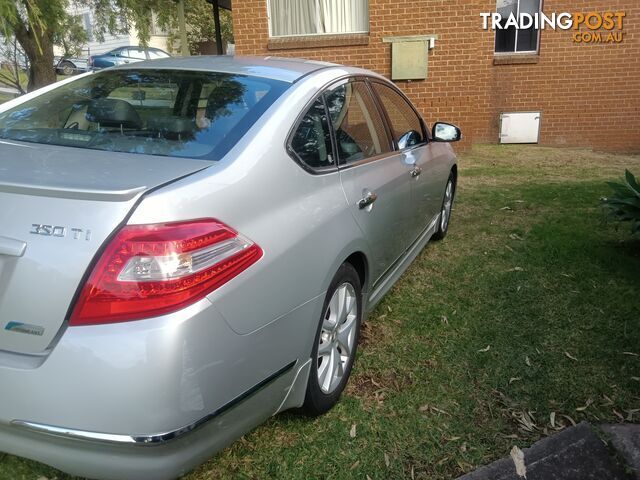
(576, 399), (593, 412)
(500, 206), (513, 211)
(631, 377), (640, 382)
(508, 267), (524, 272)
(613, 409), (625, 421)
(441, 315), (449, 325)
(625, 409), (640, 421)
(350, 460), (360, 470)
(601, 395), (614, 406)
(510, 446), (527, 478)
(384, 452), (390, 468)
(564, 351), (578, 361)
(478, 345), (491, 353)
(550, 412), (556, 428)
(517, 411), (537, 432)
(509, 377), (522, 384)
(622, 352), (639, 356)
(350, 423), (357, 438)
(509, 233), (523, 240)
(561, 414), (576, 426)
(525, 356), (532, 367)
(446, 436), (461, 442)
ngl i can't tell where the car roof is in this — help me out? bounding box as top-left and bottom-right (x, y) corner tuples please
(112, 55), (344, 83)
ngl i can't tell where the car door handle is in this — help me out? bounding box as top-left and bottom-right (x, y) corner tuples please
(358, 191), (378, 209)
(410, 166), (422, 178)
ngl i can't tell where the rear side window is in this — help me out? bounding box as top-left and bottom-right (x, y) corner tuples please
(127, 48), (147, 60)
(290, 97), (334, 170)
(0, 69), (289, 160)
(372, 82), (424, 149)
(324, 80), (391, 165)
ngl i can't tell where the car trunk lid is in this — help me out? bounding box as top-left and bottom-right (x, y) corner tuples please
(0, 141), (209, 355)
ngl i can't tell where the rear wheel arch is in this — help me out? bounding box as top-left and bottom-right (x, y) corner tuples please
(344, 251), (368, 293)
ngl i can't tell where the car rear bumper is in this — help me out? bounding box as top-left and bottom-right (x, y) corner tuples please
(0, 363), (295, 480)
(0, 294), (320, 479)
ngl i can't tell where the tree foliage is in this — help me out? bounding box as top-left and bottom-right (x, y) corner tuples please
(0, 0), (234, 91)
(156, 0), (233, 55)
(602, 170), (640, 237)
(0, 36), (27, 93)
(52, 11), (88, 57)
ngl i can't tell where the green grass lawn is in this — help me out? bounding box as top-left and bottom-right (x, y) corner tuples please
(1, 145), (639, 480)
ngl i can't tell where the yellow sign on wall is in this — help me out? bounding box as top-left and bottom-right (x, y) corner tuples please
(383, 35), (437, 81)
(391, 41), (428, 80)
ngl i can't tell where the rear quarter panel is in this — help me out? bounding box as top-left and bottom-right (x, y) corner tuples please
(128, 69), (371, 337)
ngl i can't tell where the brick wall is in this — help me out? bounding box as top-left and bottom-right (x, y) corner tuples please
(474, 0), (640, 152)
(233, 0), (640, 152)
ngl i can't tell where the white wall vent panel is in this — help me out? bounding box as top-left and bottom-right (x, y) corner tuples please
(499, 112), (541, 144)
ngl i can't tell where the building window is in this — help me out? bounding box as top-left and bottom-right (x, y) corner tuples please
(495, 0), (541, 54)
(268, 0), (369, 38)
(82, 13), (94, 42)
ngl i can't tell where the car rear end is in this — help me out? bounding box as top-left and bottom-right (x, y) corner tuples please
(0, 61), (311, 479)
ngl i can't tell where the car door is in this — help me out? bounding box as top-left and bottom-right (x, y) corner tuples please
(329, 79), (414, 284)
(370, 80), (443, 243)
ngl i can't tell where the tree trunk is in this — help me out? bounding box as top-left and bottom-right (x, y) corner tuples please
(26, 44), (56, 91)
(13, 12), (57, 92)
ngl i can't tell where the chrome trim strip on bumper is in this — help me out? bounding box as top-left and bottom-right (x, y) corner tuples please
(11, 360), (297, 446)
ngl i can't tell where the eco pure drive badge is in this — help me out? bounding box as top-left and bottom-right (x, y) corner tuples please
(4, 321), (45, 336)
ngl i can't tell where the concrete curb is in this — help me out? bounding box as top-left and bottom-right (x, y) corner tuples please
(458, 422), (636, 480)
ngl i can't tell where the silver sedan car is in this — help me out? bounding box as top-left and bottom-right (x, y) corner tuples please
(0, 56), (459, 479)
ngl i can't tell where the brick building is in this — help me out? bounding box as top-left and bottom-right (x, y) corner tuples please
(232, 1), (639, 152)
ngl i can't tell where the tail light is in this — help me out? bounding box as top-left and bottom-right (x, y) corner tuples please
(69, 219), (262, 326)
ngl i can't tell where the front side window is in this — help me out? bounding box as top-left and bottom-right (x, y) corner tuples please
(269, 0), (369, 37)
(495, 0), (541, 53)
(0, 69), (289, 160)
(371, 82), (424, 149)
(290, 97), (334, 170)
(324, 80), (391, 165)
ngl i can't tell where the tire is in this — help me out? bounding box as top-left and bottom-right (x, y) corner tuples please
(432, 172), (456, 241)
(59, 61), (74, 76)
(302, 263), (362, 417)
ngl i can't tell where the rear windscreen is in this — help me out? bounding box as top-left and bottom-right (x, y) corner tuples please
(0, 70), (289, 160)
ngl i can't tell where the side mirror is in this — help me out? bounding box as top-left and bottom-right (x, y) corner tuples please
(432, 122), (462, 142)
(397, 130), (422, 150)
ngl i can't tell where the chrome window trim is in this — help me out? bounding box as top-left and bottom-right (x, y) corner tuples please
(285, 73), (423, 175)
(11, 360), (296, 446)
(366, 78), (430, 149)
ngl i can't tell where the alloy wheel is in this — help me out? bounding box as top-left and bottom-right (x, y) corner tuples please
(441, 180), (454, 232)
(316, 282), (358, 394)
